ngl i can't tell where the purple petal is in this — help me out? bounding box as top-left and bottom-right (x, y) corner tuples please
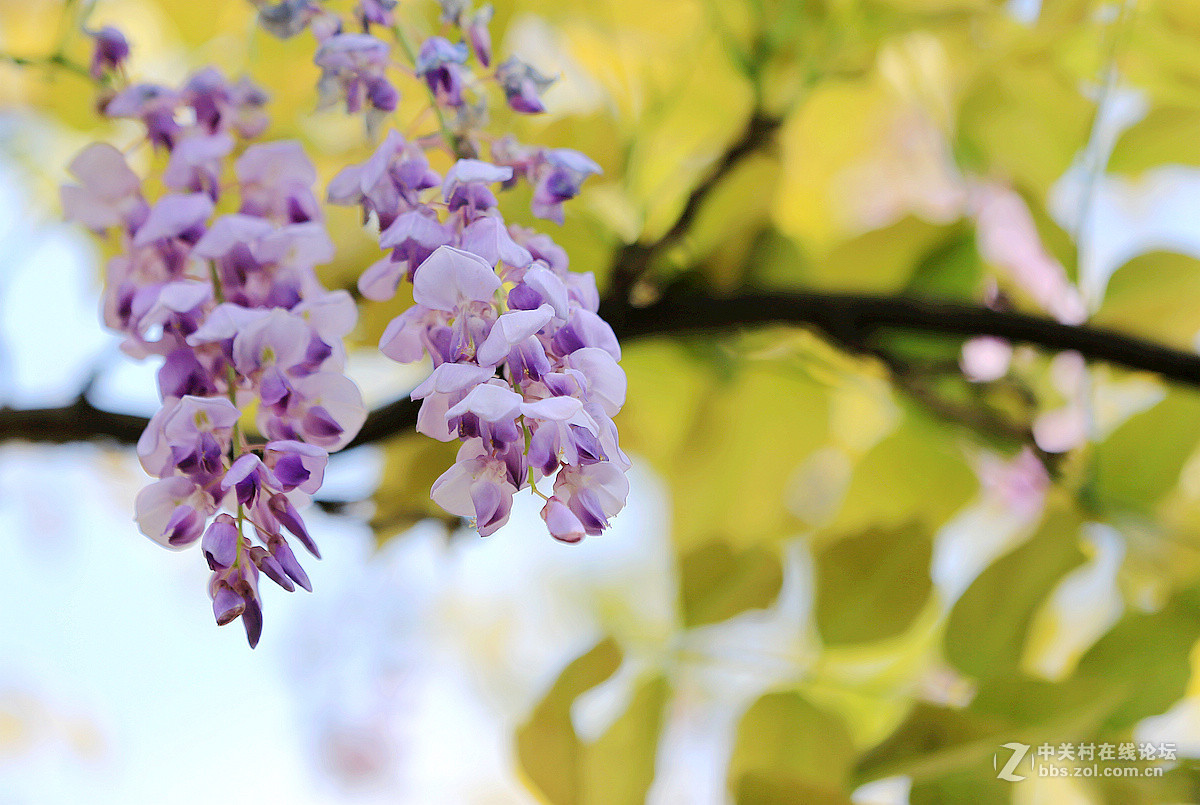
(326, 164), (365, 204)
(269, 494), (320, 558)
(520, 396), (584, 422)
(378, 208), (452, 250)
(302, 405), (344, 439)
(164, 504), (204, 546)
(470, 479), (512, 536)
(270, 537), (312, 592)
(445, 382), (522, 424)
(522, 266), (570, 318)
(443, 159), (512, 190)
(251, 545), (295, 592)
(412, 246), (501, 311)
(265, 439), (327, 494)
(241, 596), (263, 648)
(552, 308), (621, 360)
(132, 193), (214, 246)
(467, 6), (493, 66)
(164, 395), (242, 442)
(411, 362), (495, 399)
(460, 216), (533, 269)
(378, 305), (433, 363)
(416, 36), (469, 72)
(358, 256), (407, 302)
(293, 290), (358, 342)
(542, 497), (585, 543)
(316, 32), (390, 71)
(571, 487), (610, 534)
(567, 347), (626, 416)
(203, 515), (240, 570)
(192, 214), (274, 258)
(231, 308), (312, 374)
(476, 305), (553, 366)
(272, 454), (310, 489)
(212, 583), (245, 625)
(236, 140), (317, 187)
(186, 303), (269, 346)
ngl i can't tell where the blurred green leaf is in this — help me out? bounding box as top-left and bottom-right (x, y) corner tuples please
(1074, 585), (1200, 733)
(854, 703), (1011, 804)
(828, 405), (977, 536)
(957, 57), (1093, 197)
(808, 217), (958, 293)
(729, 691), (857, 804)
(622, 341), (829, 551)
(814, 522), (932, 645)
(1094, 251), (1200, 349)
(903, 230), (983, 299)
(944, 504), (1086, 680)
(370, 434), (461, 544)
(516, 638), (623, 805)
(1109, 107), (1200, 173)
(581, 676), (668, 805)
(1091, 389), (1200, 514)
(680, 541), (784, 628)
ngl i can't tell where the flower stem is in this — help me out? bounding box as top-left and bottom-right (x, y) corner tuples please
(391, 21), (467, 158)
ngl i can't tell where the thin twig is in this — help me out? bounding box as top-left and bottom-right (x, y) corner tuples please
(607, 112), (782, 303)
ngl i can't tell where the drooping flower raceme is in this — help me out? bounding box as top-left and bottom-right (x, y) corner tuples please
(324, 4), (630, 542)
(64, 45), (365, 646)
(65, 0), (628, 644)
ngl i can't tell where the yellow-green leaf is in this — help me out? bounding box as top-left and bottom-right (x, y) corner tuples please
(679, 541), (784, 628)
(814, 522), (932, 645)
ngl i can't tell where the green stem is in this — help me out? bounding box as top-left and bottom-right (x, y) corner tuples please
(528, 467), (550, 501)
(208, 264), (248, 562)
(519, 417), (550, 500)
(0, 51), (92, 80)
(391, 21), (467, 157)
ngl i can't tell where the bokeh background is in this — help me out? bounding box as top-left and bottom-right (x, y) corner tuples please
(5, 0), (1200, 802)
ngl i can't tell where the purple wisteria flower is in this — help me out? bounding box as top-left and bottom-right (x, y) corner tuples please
(357, 0), (398, 29)
(533, 150), (603, 224)
(61, 143), (148, 233)
(87, 26), (130, 80)
(489, 139), (603, 223)
(67, 36), (365, 646)
(416, 37), (470, 108)
(465, 5), (495, 67)
(315, 33), (398, 114)
(495, 56), (555, 114)
(257, 0), (323, 39)
(327, 130), (441, 229)
(104, 84), (181, 149)
(71, 1), (624, 642)
(333, 131), (628, 541)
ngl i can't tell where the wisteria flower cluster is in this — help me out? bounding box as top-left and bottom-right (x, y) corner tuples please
(63, 35), (366, 646)
(63, 0), (630, 644)
(303, 0), (629, 542)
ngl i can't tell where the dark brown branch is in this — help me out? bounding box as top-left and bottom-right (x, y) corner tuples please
(602, 291), (1200, 384)
(345, 397), (419, 449)
(608, 113), (783, 301)
(4, 290), (1200, 449)
(0, 397), (153, 447)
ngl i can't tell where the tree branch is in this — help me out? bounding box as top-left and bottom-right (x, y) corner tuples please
(607, 112), (783, 301)
(3, 290), (1198, 449)
(602, 290), (1200, 383)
